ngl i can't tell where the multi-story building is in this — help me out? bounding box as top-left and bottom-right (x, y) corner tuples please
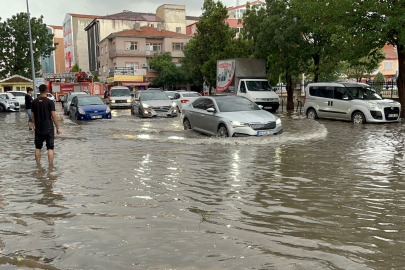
(85, 5), (200, 73)
(371, 44), (398, 82)
(99, 26), (191, 87)
(63, 13), (100, 72)
(41, 25), (65, 74)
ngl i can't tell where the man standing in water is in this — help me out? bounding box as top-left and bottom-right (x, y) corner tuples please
(31, 84), (61, 165)
(25, 87), (34, 130)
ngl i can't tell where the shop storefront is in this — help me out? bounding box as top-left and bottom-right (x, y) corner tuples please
(0, 75), (33, 93)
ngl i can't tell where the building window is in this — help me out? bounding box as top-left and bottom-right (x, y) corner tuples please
(114, 62), (116, 66)
(125, 41), (138, 51)
(102, 65), (106, 73)
(384, 61), (393, 70)
(146, 43), (161, 52)
(176, 27), (181, 33)
(125, 62), (139, 69)
(172, 43), (184, 51)
(101, 47), (104, 55)
(105, 44), (107, 53)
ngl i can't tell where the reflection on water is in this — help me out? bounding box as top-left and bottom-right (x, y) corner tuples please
(0, 107), (404, 269)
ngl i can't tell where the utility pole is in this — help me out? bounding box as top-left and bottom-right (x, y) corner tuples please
(26, 0), (37, 96)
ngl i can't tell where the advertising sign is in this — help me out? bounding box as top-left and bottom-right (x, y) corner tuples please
(35, 78), (45, 87)
(134, 69), (147, 76)
(114, 75), (143, 82)
(114, 67), (134, 75)
(107, 77), (114, 83)
(216, 60), (235, 92)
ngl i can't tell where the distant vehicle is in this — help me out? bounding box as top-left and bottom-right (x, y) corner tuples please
(69, 95), (111, 121)
(109, 86), (132, 109)
(63, 92), (88, 115)
(35, 92), (56, 103)
(273, 83), (287, 94)
(0, 92), (20, 112)
(8, 91), (27, 107)
(304, 82), (401, 124)
(171, 91), (201, 111)
(181, 96), (282, 137)
(216, 59), (280, 111)
(131, 90), (178, 118)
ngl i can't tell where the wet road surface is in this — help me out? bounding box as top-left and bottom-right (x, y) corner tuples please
(0, 105), (404, 269)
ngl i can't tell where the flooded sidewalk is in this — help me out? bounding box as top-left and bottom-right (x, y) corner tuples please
(0, 107), (404, 269)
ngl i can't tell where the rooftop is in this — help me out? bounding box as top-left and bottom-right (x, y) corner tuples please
(112, 26), (190, 38)
(68, 13), (100, 19)
(99, 11), (163, 22)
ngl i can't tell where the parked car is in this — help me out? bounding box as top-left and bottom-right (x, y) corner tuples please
(304, 82), (401, 124)
(273, 83), (286, 94)
(8, 91), (27, 107)
(171, 91), (202, 111)
(35, 92), (56, 104)
(164, 91), (177, 99)
(181, 96), (283, 137)
(109, 86), (132, 109)
(0, 93), (20, 112)
(69, 95), (111, 121)
(64, 92), (89, 115)
(131, 90), (178, 118)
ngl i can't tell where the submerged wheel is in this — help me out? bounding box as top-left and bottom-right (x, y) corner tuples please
(0, 105), (5, 112)
(138, 108), (143, 118)
(352, 111), (366, 124)
(307, 108), (318, 119)
(183, 118), (191, 130)
(217, 124), (229, 138)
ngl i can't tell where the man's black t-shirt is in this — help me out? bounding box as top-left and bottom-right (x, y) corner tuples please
(32, 97), (55, 134)
(25, 94), (33, 109)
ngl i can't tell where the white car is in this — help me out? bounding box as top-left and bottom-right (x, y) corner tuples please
(8, 91), (27, 107)
(0, 92), (20, 112)
(35, 93), (56, 103)
(171, 91), (202, 111)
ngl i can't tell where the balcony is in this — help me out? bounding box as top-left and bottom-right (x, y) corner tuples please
(107, 50), (166, 58)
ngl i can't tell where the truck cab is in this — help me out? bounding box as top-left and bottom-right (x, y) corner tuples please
(238, 79), (280, 111)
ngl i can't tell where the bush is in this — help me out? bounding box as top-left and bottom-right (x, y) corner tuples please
(373, 72), (385, 93)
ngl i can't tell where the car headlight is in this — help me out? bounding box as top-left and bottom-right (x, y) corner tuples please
(110, 100), (116, 103)
(172, 102), (177, 107)
(367, 101), (382, 109)
(231, 121), (249, 127)
(127, 99), (132, 103)
(78, 108), (86, 114)
(142, 103), (151, 109)
(276, 118), (282, 125)
(106, 107), (111, 113)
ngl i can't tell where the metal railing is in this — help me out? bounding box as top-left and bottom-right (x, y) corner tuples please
(106, 50), (166, 58)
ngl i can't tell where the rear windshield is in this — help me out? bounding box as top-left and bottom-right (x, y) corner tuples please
(216, 98), (260, 112)
(78, 96), (105, 106)
(182, 93), (201, 97)
(110, 88), (130, 97)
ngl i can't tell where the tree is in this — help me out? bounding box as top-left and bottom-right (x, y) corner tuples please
(0, 13), (56, 79)
(373, 72), (385, 93)
(93, 73), (100, 82)
(70, 63), (80, 72)
(182, 0), (251, 94)
(148, 52), (185, 89)
(343, 53), (384, 82)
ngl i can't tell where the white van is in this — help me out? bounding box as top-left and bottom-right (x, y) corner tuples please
(109, 86), (132, 109)
(303, 82), (401, 124)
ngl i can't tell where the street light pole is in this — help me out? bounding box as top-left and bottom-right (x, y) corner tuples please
(26, 0), (37, 96)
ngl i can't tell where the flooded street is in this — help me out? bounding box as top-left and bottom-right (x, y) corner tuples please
(1, 105), (404, 270)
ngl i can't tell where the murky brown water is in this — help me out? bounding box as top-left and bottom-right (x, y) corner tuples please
(1, 104), (404, 269)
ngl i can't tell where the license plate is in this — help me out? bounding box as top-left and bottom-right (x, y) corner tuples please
(264, 107), (272, 109)
(91, 115), (103, 119)
(257, 130), (272, 136)
(388, 114), (398, 118)
(157, 113), (166, 117)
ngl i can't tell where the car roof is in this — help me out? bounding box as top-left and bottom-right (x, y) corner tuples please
(142, 90), (163, 92)
(111, 86), (129, 89)
(76, 95), (100, 99)
(178, 91), (200, 94)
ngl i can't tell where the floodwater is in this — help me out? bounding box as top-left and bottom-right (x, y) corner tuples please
(0, 105), (404, 270)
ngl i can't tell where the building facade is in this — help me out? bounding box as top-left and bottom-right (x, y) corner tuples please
(63, 13), (100, 72)
(371, 44), (398, 82)
(85, 5), (199, 73)
(41, 25), (65, 74)
(99, 26), (191, 87)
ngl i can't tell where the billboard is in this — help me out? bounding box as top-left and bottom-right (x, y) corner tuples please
(216, 60), (235, 92)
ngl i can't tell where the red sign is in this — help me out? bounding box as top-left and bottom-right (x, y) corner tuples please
(218, 63), (231, 68)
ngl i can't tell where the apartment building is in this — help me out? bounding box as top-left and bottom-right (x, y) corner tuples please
(85, 5), (200, 73)
(41, 25), (65, 74)
(63, 13), (100, 72)
(371, 44), (398, 82)
(99, 26), (191, 85)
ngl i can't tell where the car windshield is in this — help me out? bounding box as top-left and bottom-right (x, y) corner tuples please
(78, 96), (105, 106)
(246, 81), (273, 91)
(110, 88), (130, 97)
(345, 87), (382, 100)
(142, 92), (170, 101)
(216, 98), (261, 112)
(0, 95), (6, 100)
(182, 93), (201, 97)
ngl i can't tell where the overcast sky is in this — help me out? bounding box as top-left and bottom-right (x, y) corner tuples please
(0, 0), (243, 26)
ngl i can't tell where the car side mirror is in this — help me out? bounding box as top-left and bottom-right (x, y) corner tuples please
(207, 107), (216, 113)
(258, 105), (264, 109)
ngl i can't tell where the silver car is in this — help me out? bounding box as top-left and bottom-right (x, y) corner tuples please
(304, 82), (401, 124)
(0, 93), (20, 112)
(109, 86), (132, 109)
(181, 96), (283, 137)
(131, 90), (178, 118)
(64, 92), (88, 115)
(8, 91), (26, 107)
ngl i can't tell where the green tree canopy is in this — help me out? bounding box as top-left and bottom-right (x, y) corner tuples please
(148, 52), (186, 88)
(182, 0), (252, 94)
(70, 63), (80, 72)
(373, 72), (385, 93)
(0, 13), (56, 79)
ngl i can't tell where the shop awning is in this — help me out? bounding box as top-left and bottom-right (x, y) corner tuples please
(122, 82), (150, 86)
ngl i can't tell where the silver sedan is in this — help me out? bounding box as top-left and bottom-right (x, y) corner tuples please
(181, 96), (283, 137)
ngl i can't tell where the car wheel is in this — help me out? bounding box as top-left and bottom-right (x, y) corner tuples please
(138, 108), (143, 118)
(352, 111), (366, 124)
(130, 107), (134, 115)
(0, 105), (5, 112)
(217, 124), (229, 138)
(307, 108), (318, 119)
(183, 118), (191, 130)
